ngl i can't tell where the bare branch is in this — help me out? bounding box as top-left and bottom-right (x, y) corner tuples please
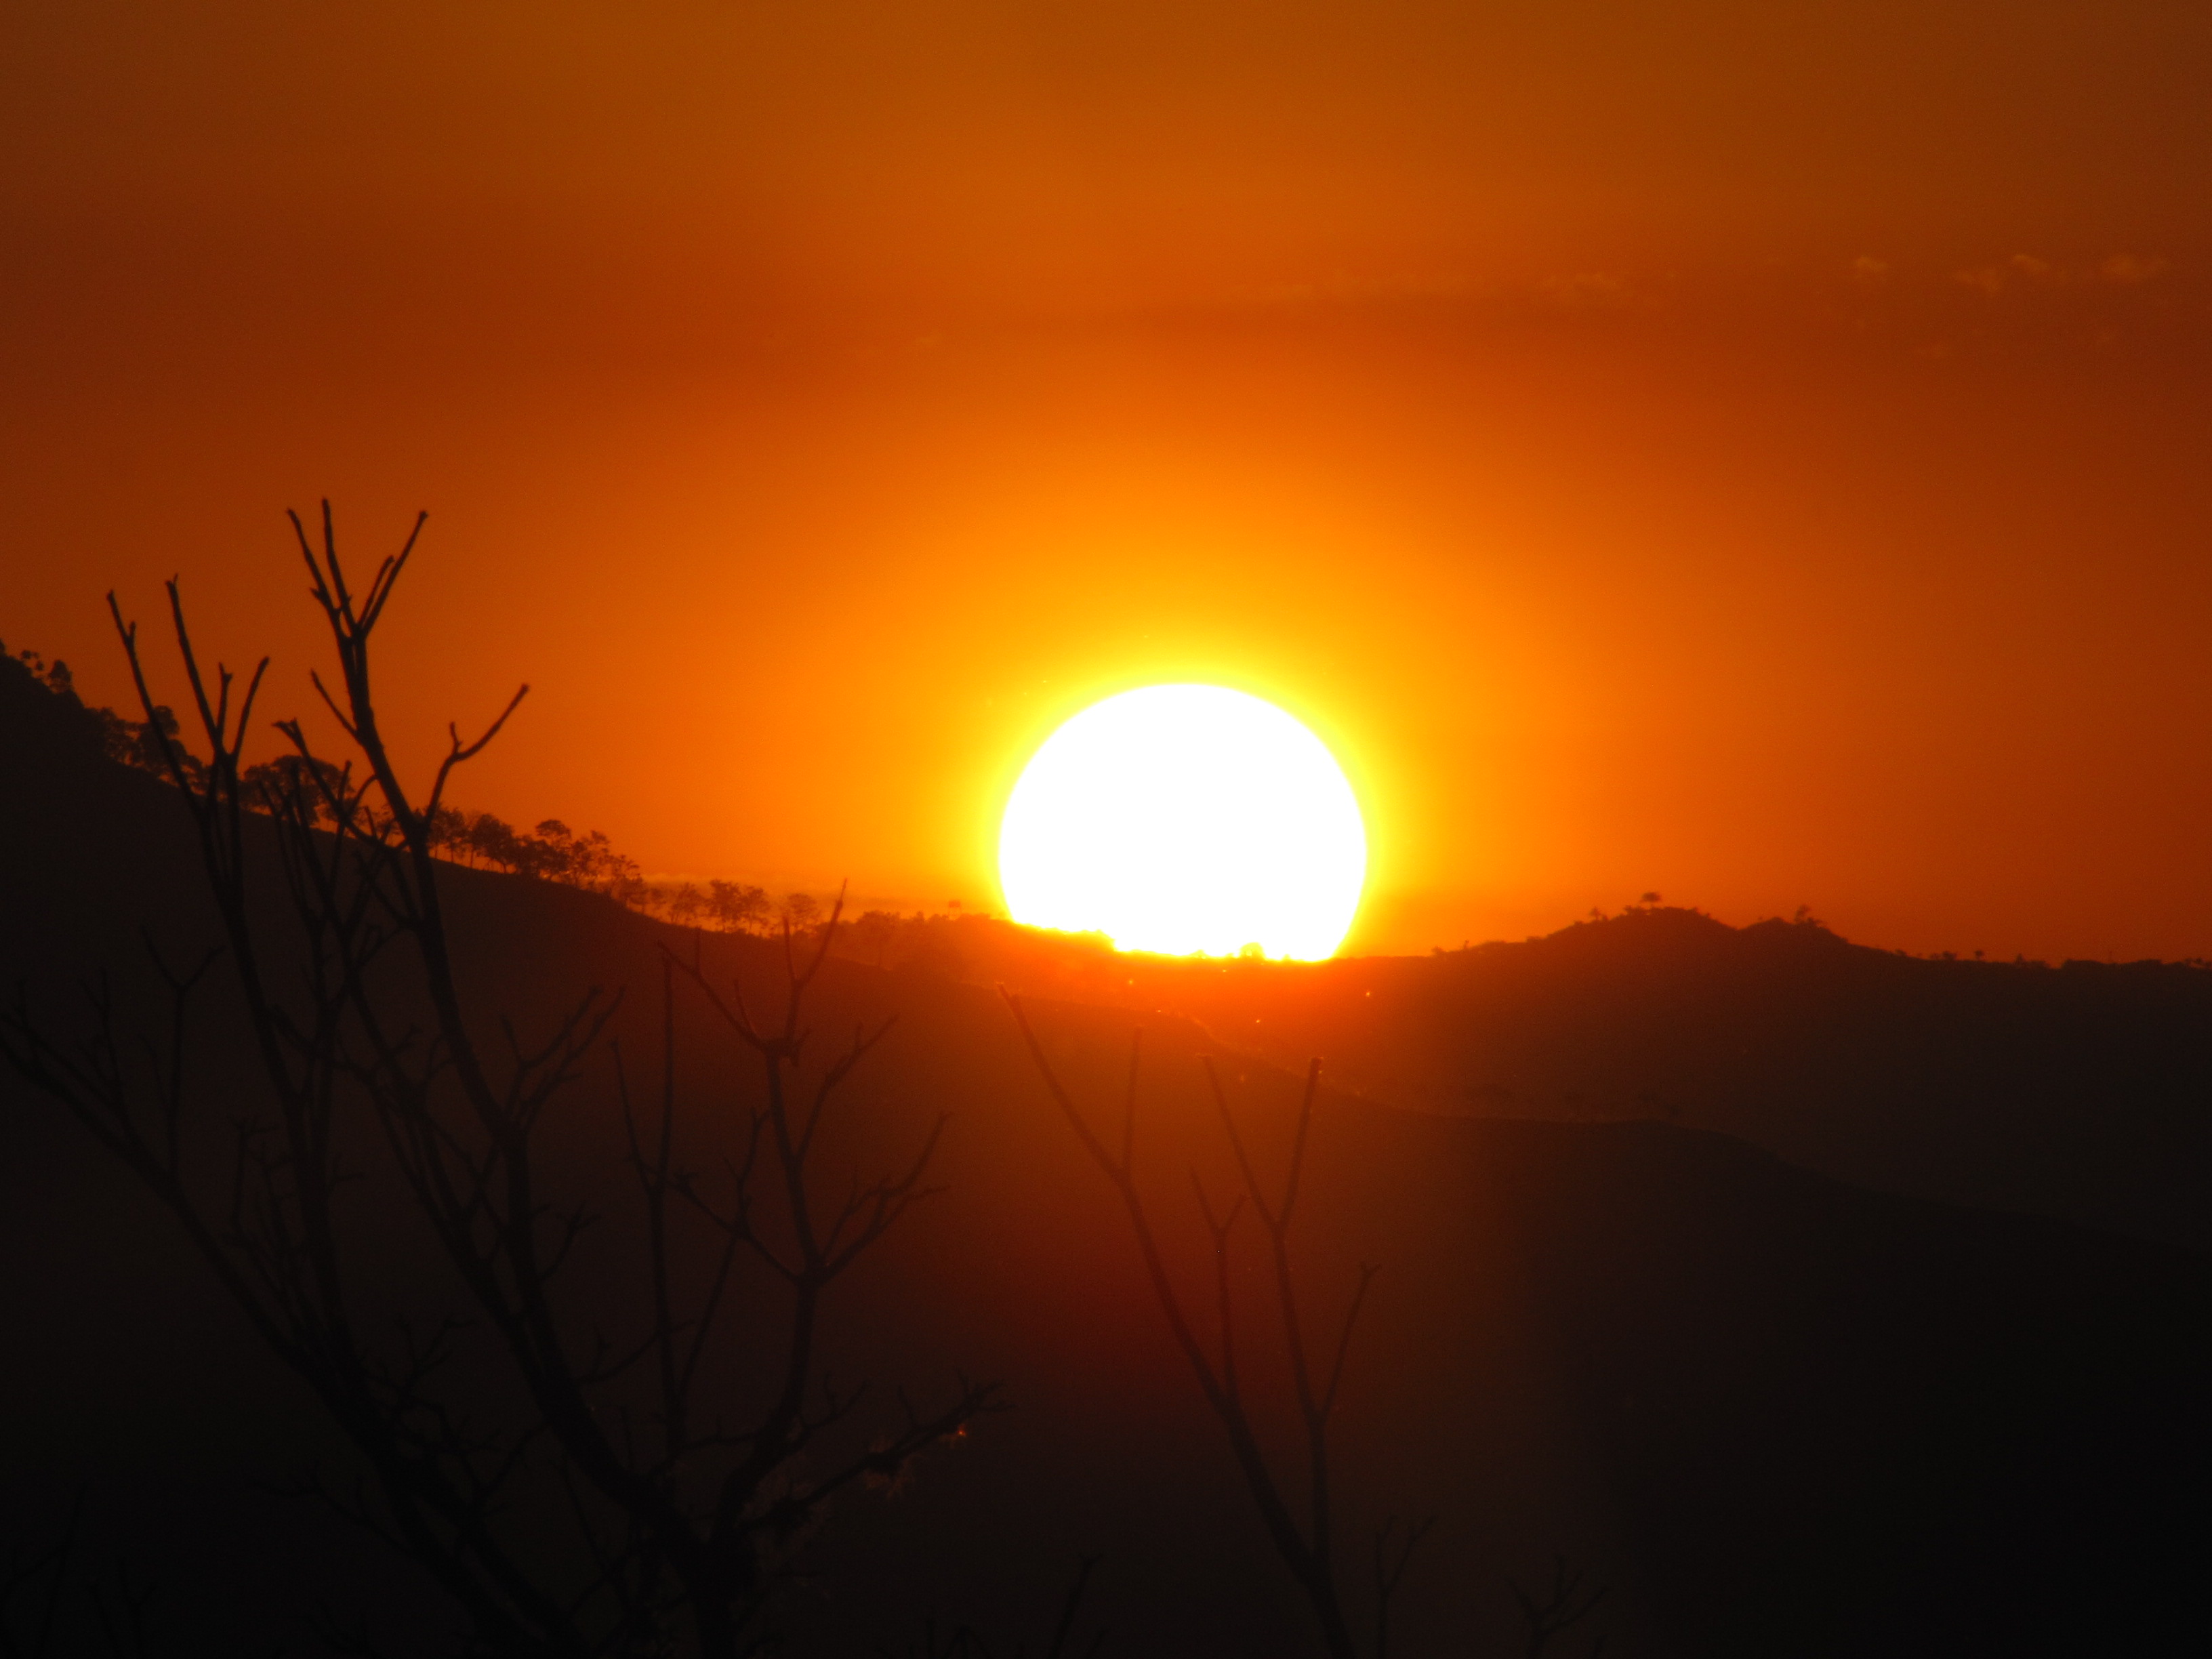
(1511, 1557), (1607, 1659)
(1371, 1516), (1434, 1659)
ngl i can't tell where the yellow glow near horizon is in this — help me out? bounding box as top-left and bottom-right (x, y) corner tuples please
(998, 685), (1367, 960)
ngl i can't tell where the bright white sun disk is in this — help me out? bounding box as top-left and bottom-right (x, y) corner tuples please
(998, 685), (1366, 960)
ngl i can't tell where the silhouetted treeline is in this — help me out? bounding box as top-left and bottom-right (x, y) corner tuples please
(426, 806), (646, 895)
(2, 642), (193, 778)
(2, 637), (834, 936)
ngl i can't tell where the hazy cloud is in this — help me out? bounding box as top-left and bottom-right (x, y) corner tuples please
(1954, 254), (2062, 293)
(2097, 253), (2172, 285)
(1954, 253), (2173, 295)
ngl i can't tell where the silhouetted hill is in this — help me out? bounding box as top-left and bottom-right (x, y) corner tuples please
(3, 672), (2209, 1655)
(876, 905), (2212, 1250)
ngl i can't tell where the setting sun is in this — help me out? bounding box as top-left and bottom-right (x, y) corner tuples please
(998, 684), (1366, 960)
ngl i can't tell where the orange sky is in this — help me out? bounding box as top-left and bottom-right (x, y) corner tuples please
(5, 1), (2211, 962)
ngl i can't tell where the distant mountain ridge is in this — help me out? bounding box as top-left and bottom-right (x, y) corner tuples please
(870, 905), (2212, 1250)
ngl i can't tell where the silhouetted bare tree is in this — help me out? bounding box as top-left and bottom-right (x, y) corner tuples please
(1, 1498), (82, 1659)
(1000, 1000), (1420, 1659)
(0, 1496), (168, 1659)
(2, 505), (996, 1657)
(1509, 1559), (1605, 1659)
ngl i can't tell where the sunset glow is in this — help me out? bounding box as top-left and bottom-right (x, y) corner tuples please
(998, 685), (1366, 960)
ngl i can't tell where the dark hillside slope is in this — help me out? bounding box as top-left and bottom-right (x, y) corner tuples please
(928, 907), (2212, 1248)
(4, 684), (2209, 1655)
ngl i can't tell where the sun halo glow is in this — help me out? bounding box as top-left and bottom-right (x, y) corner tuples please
(997, 684), (1366, 961)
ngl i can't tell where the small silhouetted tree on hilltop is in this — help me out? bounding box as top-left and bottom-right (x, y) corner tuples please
(708, 880), (771, 935)
(2, 506), (997, 1656)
